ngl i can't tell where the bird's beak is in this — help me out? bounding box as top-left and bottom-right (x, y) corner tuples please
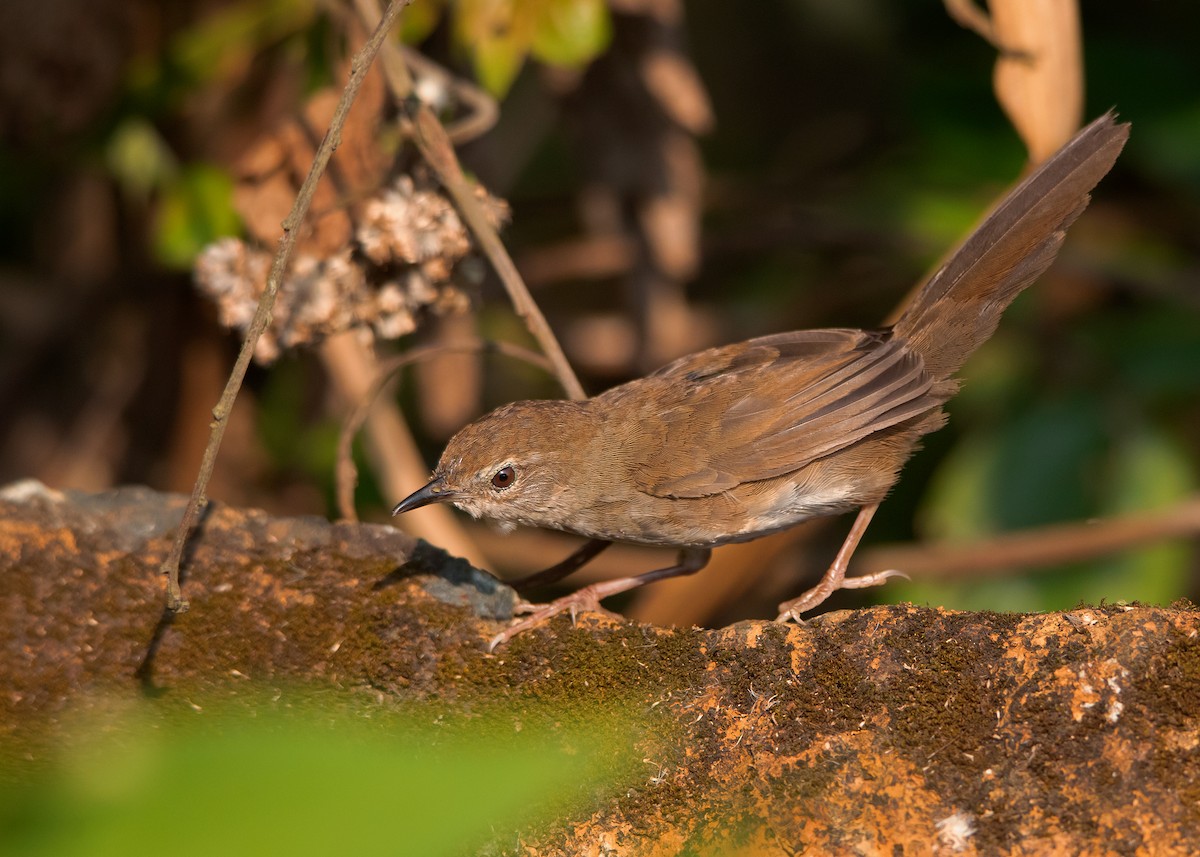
(391, 476), (460, 515)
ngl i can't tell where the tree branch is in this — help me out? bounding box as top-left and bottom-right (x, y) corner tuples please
(858, 495), (1200, 580)
(160, 0), (411, 612)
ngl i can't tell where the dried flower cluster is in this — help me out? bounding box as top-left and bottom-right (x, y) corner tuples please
(195, 173), (509, 362)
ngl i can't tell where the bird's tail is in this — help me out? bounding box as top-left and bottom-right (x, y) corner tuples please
(893, 112), (1129, 381)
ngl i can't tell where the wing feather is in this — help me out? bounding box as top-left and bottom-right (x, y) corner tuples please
(612, 329), (941, 498)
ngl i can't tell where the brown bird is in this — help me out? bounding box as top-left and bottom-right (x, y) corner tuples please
(395, 113), (1129, 649)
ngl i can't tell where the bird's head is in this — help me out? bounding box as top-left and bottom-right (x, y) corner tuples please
(392, 399), (596, 533)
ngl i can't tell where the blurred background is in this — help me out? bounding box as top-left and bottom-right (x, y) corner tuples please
(1, 0), (1198, 627)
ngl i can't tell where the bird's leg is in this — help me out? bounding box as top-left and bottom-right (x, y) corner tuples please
(506, 538), (613, 592)
(488, 547), (712, 651)
(776, 503), (907, 622)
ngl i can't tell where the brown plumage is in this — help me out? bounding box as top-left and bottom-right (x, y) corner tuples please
(395, 113), (1129, 649)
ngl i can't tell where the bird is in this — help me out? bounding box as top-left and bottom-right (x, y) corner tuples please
(394, 113), (1129, 650)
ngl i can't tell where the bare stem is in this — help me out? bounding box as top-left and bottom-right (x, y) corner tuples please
(353, 0), (586, 402)
(160, 0), (411, 612)
(858, 495), (1200, 581)
(335, 340), (554, 522)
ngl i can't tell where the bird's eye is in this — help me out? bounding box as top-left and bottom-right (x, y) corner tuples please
(491, 466), (516, 490)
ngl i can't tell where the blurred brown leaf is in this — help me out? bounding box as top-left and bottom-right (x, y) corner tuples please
(232, 48), (390, 256)
(992, 0), (1083, 162)
(946, 0), (1083, 163)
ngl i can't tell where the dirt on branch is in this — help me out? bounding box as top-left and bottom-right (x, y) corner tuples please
(2, 481), (1199, 854)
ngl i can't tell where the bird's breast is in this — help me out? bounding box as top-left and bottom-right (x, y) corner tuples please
(557, 466), (871, 548)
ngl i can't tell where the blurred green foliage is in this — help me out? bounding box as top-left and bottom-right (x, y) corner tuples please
(129, 0), (611, 260)
(168, 0), (319, 86)
(1, 693), (641, 856)
(154, 164), (242, 269)
(400, 0), (613, 95)
(448, 0), (612, 95)
(105, 118), (241, 269)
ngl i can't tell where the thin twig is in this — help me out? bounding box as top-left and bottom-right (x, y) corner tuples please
(399, 45), (499, 144)
(353, 0), (586, 402)
(858, 495), (1200, 581)
(335, 339), (555, 521)
(159, 0), (410, 612)
(409, 103), (587, 400)
(322, 333), (488, 566)
(352, 0), (415, 96)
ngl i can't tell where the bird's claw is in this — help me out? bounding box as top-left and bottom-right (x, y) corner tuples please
(775, 568), (908, 624)
(488, 587), (617, 651)
(840, 568), (909, 590)
(775, 606), (806, 625)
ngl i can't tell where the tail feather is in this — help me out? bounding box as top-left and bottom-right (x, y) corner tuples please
(894, 112), (1129, 380)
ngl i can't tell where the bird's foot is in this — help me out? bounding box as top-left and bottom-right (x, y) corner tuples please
(489, 548), (711, 650)
(489, 586), (622, 651)
(775, 569), (908, 624)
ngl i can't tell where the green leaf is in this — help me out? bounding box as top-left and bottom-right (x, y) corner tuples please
(531, 0), (612, 67)
(105, 119), (177, 201)
(400, 0), (447, 45)
(0, 697), (639, 857)
(472, 32), (530, 96)
(453, 0), (612, 96)
(454, 0), (534, 96)
(153, 164), (241, 270)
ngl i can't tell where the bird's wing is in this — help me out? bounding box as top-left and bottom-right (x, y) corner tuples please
(622, 329), (940, 498)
